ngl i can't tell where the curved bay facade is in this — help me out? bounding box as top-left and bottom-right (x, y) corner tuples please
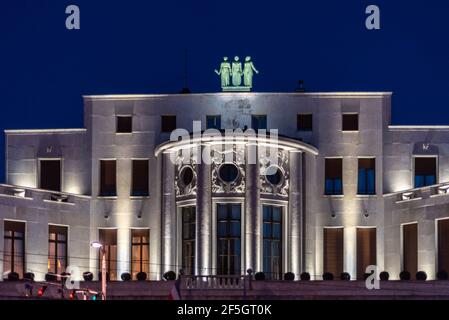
(2, 92), (449, 281)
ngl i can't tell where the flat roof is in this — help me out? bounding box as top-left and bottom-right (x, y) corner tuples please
(83, 92), (393, 101)
(4, 128), (87, 134)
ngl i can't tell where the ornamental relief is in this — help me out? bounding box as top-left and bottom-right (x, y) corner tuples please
(260, 150), (289, 197)
(174, 150), (198, 197)
(211, 145), (246, 194)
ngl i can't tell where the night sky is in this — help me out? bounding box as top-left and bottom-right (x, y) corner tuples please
(1, 0), (449, 182)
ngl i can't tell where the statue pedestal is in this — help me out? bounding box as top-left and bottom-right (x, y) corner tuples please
(222, 86), (251, 92)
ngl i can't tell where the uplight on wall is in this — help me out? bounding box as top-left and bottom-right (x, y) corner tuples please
(402, 192), (414, 201)
(438, 185), (449, 194)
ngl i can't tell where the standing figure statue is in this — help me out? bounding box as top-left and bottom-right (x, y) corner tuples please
(231, 56), (243, 87)
(243, 56), (259, 87)
(215, 57), (231, 88)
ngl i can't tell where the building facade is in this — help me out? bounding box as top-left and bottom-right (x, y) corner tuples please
(1, 92), (449, 282)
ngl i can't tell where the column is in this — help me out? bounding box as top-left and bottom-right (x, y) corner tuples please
(117, 227), (131, 277)
(161, 152), (176, 274)
(245, 143), (261, 272)
(344, 227), (357, 279)
(196, 145), (212, 275)
(0, 220), (3, 281)
(289, 151), (303, 278)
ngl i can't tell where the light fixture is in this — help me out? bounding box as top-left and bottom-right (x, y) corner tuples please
(90, 241), (103, 249)
(402, 192), (414, 201)
(438, 185), (449, 194)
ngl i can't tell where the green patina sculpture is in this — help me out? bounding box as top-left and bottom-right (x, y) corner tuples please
(214, 57), (231, 88)
(231, 56), (243, 87)
(215, 55), (258, 91)
(243, 56), (259, 88)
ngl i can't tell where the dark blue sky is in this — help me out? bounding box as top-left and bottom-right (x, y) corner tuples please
(1, 0), (449, 182)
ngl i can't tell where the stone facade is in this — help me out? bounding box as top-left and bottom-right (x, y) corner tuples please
(1, 92), (449, 282)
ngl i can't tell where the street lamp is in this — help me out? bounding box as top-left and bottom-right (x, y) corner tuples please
(91, 241), (107, 300)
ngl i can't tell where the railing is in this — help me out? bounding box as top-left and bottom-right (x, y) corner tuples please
(183, 275), (249, 290)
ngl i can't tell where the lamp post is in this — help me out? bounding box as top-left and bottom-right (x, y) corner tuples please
(91, 241), (107, 300)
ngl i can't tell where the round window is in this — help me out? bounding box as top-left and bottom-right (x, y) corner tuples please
(219, 163), (239, 183)
(266, 166), (283, 186)
(180, 166), (194, 186)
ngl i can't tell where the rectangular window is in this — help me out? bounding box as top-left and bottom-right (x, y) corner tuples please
(161, 115), (177, 133)
(182, 206), (196, 275)
(402, 223), (418, 280)
(414, 157), (437, 188)
(342, 114), (359, 131)
(325, 158), (343, 195)
(48, 225), (68, 275)
(358, 158), (376, 195)
(297, 114), (313, 131)
(251, 115), (267, 131)
(132, 160), (149, 197)
(116, 116), (133, 133)
(3, 221), (25, 278)
(40, 160), (61, 192)
(217, 204), (241, 276)
(323, 228), (344, 278)
(99, 229), (118, 281)
(263, 206), (282, 280)
(356, 227), (376, 280)
(100, 160), (116, 197)
(206, 115), (222, 130)
(438, 219), (449, 275)
(131, 229), (149, 280)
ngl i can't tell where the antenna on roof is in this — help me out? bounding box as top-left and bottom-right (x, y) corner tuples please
(180, 48), (191, 94)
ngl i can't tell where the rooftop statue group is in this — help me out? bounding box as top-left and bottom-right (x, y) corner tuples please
(215, 56), (259, 90)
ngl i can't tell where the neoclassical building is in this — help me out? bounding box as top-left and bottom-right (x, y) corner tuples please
(2, 91), (449, 282)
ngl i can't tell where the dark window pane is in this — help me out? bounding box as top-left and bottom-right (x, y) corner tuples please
(358, 159), (376, 195)
(342, 114), (359, 131)
(251, 115), (267, 130)
(132, 160), (149, 196)
(161, 115), (177, 133)
(116, 116), (133, 133)
(48, 225), (68, 275)
(262, 206), (283, 280)
(325, 159), (343, 195)
(206, 115), (221, 130)
(217, 204), (241, 276)
(414, 158), (437, 188)
(40, 160), (61, 192)
(297, 114), (313, 131)
(100, 160), (117, 197)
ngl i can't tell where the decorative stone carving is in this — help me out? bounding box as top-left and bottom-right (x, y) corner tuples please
(211, 145), (246, 194)
(174, 150), (197, 197)
(260, 149), (289, 197)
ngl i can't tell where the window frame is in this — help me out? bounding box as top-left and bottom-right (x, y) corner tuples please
(413, 155), (438, 188)
(116, 115), (133, 134)
(48, 224), (68, 275)
(342, 113), (359, 132)
(131, 158), (150, 197)
(3, 220), (26, 278)
(297, 113), (313, 132)
(99, 159), (117, 198)
(130, 228), (150, 280)
(161, 115), (177, 133)
(357, 157), (376, 196)
(206, 115), (222, 130)
(38, 158), (63, 192)
(324, 157), (344, 196)
(216, 203), (242, 276)
(181, 206), (196, 276)
(99, 228), (118, 281)
(262, 205), (283, 280)
(251, 114), (268, 131)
